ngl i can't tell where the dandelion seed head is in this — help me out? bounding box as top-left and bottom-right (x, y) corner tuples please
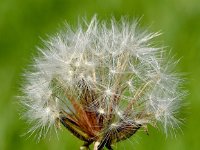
(20, 16), (184, 147)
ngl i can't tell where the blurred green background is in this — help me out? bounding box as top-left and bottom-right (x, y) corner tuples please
(0, 0), (200, 150)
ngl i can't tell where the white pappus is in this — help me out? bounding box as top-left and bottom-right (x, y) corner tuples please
(20, 16), (185, 150)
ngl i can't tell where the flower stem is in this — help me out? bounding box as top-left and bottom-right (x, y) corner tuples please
(93, 141), (100, 150)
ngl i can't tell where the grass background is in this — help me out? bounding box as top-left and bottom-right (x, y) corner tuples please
(0, 0), (200, 149)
